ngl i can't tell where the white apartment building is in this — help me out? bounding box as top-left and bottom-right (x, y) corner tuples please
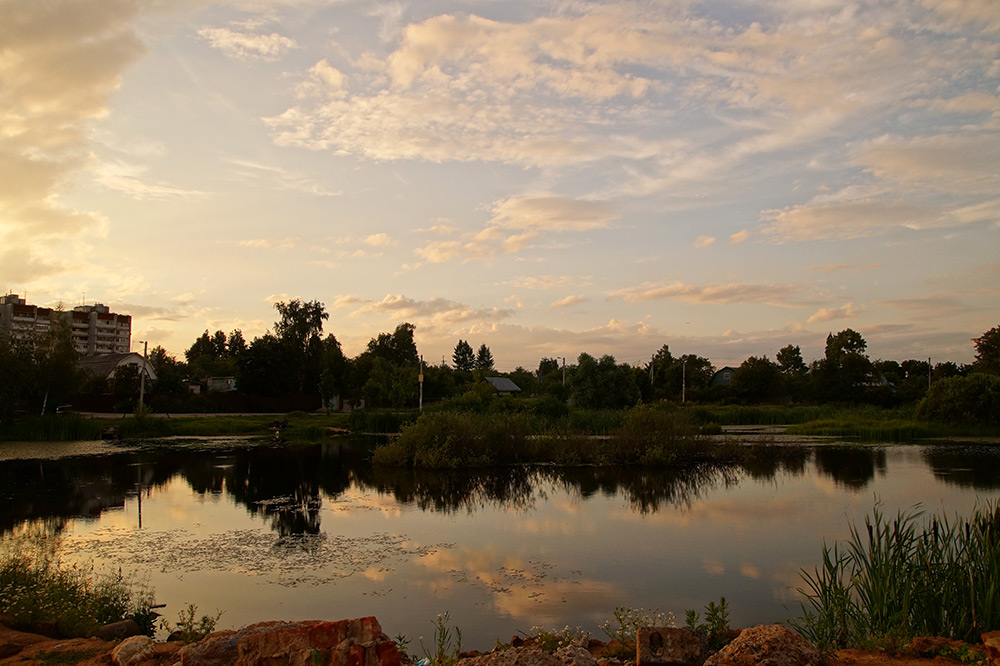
(1, 294), (132, 356)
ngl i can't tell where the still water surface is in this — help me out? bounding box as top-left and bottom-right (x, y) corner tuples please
(2, 439), (999, 648)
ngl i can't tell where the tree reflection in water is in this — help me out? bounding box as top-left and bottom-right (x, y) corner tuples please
(2, 440), (999, 540)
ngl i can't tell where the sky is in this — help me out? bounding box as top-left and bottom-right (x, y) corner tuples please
(2, 0), (999, 371)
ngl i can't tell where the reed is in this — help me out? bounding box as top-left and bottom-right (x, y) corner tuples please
(790, 501), (1000, 648)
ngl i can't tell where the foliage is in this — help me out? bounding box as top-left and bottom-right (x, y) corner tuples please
(684, 597), (731, 651)
(915, 373), (1000, 426)
(529, 624), (590, 653)
(972, 324), (1000, 375)
(789, 502), (1000, 649)
(374, 411), (534, 468)
(475, 344), (495, 372)
(364, 322), (419, 367)
(615, 404), (707, 464)
(600, 606), (675, 652)
(570, 353), (640, 410)
(419, 612), (463, 666)
(161, 603), (223, 642)
(731, 356), (784, 403)
(452, 340), (475, 372)
(786, 419), (934, 441)
(0, 527), (156, 638)
(776, 344), (808, 375)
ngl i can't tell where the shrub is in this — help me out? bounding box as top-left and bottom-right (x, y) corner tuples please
(613, 405), (706, 464)
(0, 529), (156, 637)
(916, 374), (1000, 426)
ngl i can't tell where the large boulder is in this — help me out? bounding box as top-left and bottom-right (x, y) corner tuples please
(179, 617), (399, 666)
(112, 635), (155, 666)
(703, 625), (819, 666)
(0, 624), (50, 660)
(984, 630), (1000, 666)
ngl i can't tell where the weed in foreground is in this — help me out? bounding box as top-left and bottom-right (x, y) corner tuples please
(160, 603), (223, 643)
(684, 597), (731, 651)
(419, 612), (463, 666)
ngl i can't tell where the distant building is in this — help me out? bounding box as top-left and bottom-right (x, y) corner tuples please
(484, 376), (522, 396)
(709, 366), (738, 387)
(78, 352), (157, 382)
(1, 294), (131, 356)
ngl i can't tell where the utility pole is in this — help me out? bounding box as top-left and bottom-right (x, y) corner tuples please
(681, 357), (687, 403)
(418, 355), (424, 412)
(138, 340), (148, 411)
(562, 357), (566, 387)
(928, 357), (932, 390)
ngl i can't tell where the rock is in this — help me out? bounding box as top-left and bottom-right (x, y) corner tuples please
(94, 619), (144, 642)
(984, 630), (1000, 666)
(455, 647), (565, 666)
(0, 624), (50, 659)
(703, 625), (820, 666)
(554, 644), (598, 666)
(113, 635), (156, 666)
(636, 627), (705, 666)
(178, 617), (399, 666)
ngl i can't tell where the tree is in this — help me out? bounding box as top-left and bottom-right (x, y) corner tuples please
(273, 299), (329, 393)
(570, 353), (640, 410)
(814, 329), (874, 403)
(318, 334), (349, 409)
(148, 346), (187, 395)
(972, 325), (1000, 375)
(36, 311), (80, 414)
(0, 334), (35, 423)
(732, 356), (783, 403)
(365, 323), (418, 367)
(236, 334), (297, 396)
(475, 344), (495, 372)
(776, 345), (808, 375)
(227, 329), (247, 359)
(111, 364), (141, 412)
(452, 340), (475, 372)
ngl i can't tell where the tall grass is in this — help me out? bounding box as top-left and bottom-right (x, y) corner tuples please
(0, 527), (156, 637)
(786, 419), (934, 442)
(790, 502), (1000, 648)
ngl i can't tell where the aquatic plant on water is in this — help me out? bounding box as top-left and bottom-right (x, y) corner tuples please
(790, 501), (1000, 649)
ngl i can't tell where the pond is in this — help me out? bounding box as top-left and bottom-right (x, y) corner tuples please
(2, 437), (999, 649)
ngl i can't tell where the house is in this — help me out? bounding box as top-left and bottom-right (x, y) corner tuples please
(483, 377), (522, 396)
(709, 366), (737, 387)
(78, 352), (157, 382)
(207, 376), (237, 392)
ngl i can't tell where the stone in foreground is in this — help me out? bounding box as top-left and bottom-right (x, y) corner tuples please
(179, 617), (399, 666)
(703, 625), (820, 666)
(636, 627), (705, 666)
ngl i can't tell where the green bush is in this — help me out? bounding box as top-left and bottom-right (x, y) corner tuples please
(614, 405), (705, 464)
(374, 411), (534, 468)
(916, 374), (1000, 426)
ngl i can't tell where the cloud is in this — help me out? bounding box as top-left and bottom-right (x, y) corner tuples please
(338, 294), (516, 328)
(363, 233), (391, 247)
(92, 159), (210, 199)
(550, 295), (587, 309)
(238, 237), (299, 250)
(855, 133), (1000, 195)
(490, 195), (620, 232)
(0, 0), (145, 243)
(806, 303), (859, 324)
(694, 235), (716, 248)
(761, 198), (953, 241)
(506, 275), (590, 290)
(607, 281), (799, 306)
(198, 25), (297, 61)
(729, 230), (750, 244)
